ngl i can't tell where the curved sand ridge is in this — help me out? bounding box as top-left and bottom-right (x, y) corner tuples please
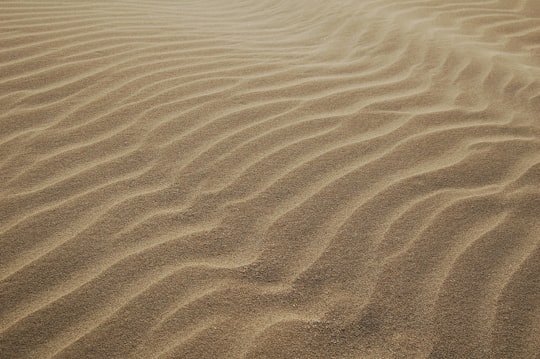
(1, 0), (539, 358)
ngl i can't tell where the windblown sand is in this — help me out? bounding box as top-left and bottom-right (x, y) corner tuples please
(1, 1), (539, 358)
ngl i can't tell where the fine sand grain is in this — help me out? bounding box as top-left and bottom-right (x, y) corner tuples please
(1, 1), (539, 358)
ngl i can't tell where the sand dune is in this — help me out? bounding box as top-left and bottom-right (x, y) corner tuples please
(1, 0), (539, 358)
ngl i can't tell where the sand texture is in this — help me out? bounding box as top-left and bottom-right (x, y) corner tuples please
(1, 0), (540, 358)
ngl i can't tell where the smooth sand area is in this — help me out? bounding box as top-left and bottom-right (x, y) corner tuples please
(1, 1), (539, 358)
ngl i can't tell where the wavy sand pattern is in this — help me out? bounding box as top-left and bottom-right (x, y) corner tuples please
(1, 0), (539, 358)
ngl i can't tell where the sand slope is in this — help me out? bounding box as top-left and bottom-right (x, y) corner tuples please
(1, 0), (539, 358)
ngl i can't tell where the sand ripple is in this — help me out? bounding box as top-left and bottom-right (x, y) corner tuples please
(1, 0), (539, 358)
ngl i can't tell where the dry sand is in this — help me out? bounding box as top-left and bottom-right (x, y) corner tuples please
(1, 0), (539, 358)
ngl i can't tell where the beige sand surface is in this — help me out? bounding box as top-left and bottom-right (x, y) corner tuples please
(1, 0), (539, 358)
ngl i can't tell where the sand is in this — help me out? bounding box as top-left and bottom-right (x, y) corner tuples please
(0, 0), (539, 358)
